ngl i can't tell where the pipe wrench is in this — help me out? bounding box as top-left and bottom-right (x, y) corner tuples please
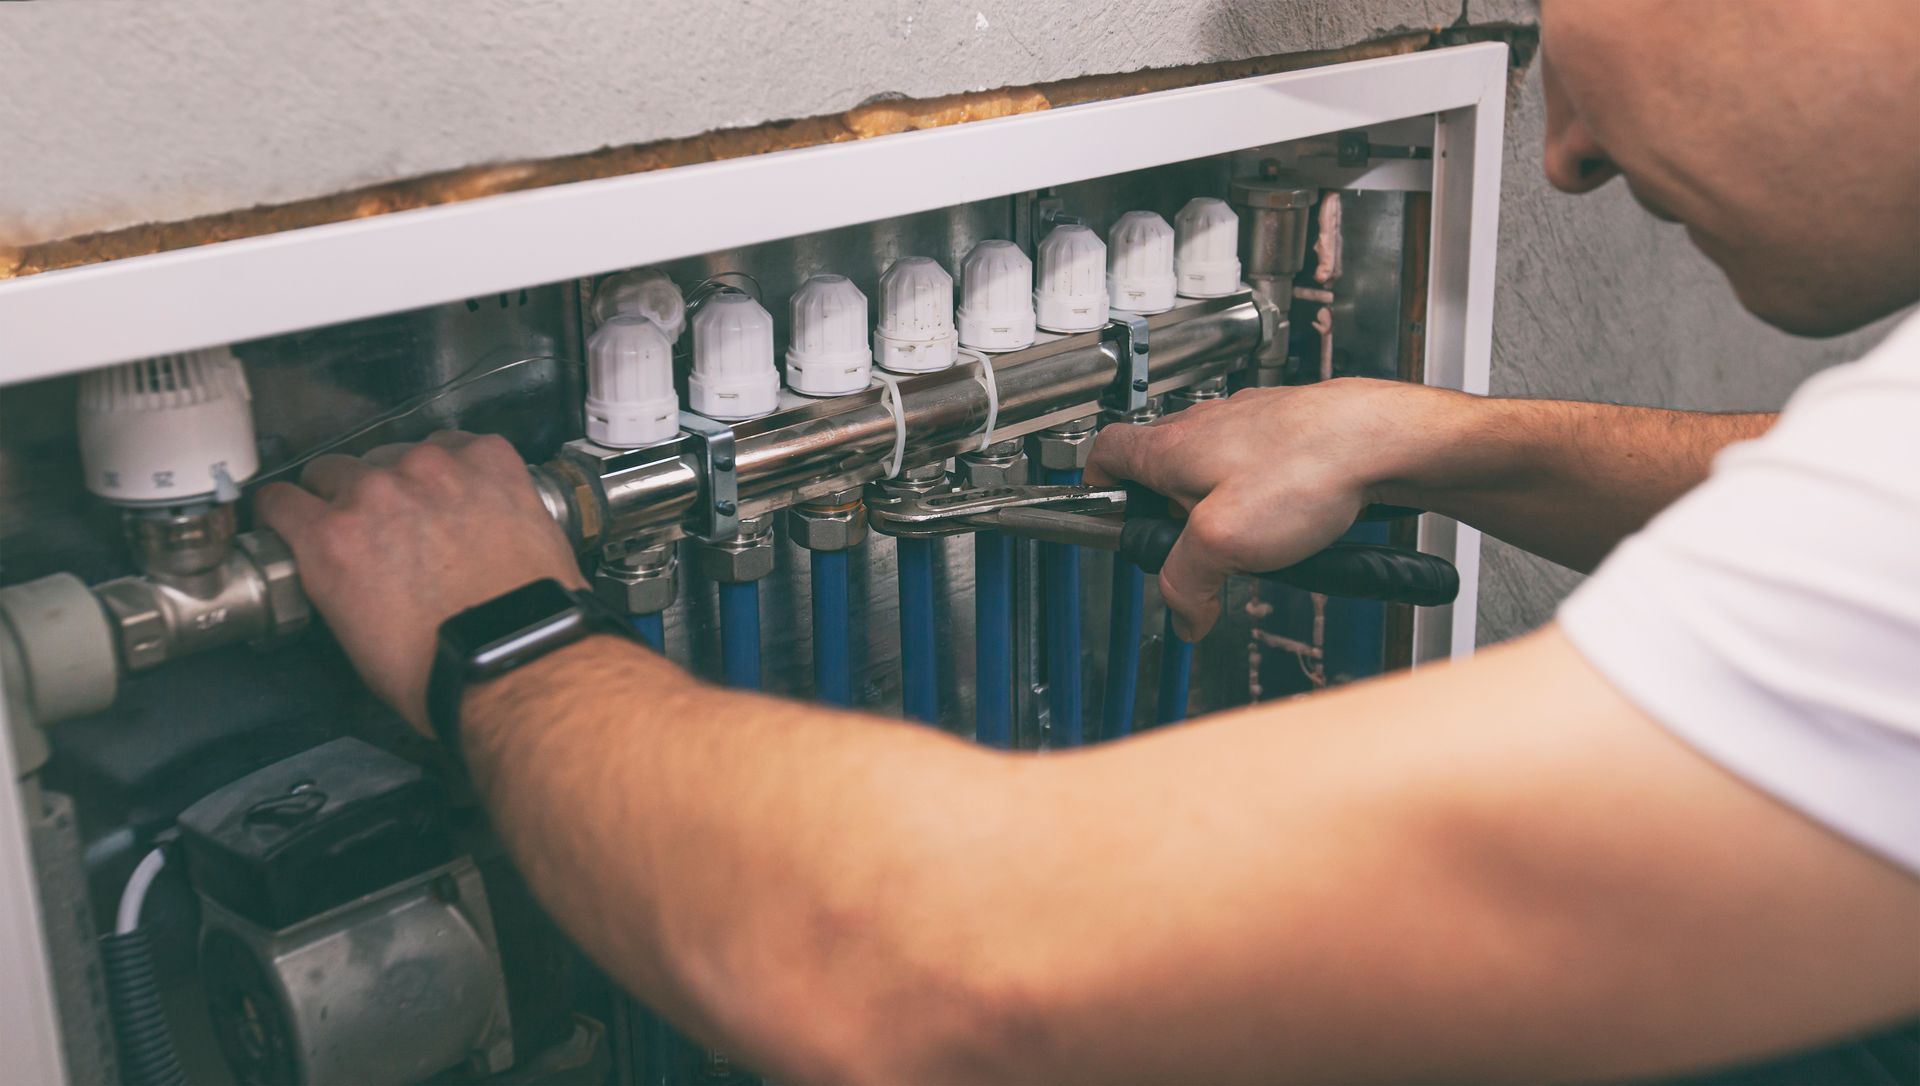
(867, 482), (1458, 607)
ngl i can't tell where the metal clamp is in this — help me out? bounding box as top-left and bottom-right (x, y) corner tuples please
(676, 412), (740, 542)
(1103, 314), (1152, 414)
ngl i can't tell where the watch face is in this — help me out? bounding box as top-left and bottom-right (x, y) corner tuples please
(444, 579), (587, 674)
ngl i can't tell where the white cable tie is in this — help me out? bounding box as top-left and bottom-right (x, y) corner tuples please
(961, 348), (1000, 452)
(873, 371), (909, 478)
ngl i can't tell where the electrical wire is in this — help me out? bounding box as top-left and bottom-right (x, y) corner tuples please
(116, 847), (167, 936)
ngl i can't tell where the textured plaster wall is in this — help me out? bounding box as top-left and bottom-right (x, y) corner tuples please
(3, 0), (1516, 247)
(1476, 61), (1897, 641)
(0, 0), (1892, 640)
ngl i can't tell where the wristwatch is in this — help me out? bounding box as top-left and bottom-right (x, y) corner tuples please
(427, 578), (641, 758)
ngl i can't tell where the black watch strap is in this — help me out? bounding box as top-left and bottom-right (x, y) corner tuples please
(426, 578), (640, 760)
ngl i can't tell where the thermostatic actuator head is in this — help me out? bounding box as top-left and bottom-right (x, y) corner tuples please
(874, 257), (958, 374)
(1174, 198), (1243, 298)
(1034, 224), (1109, 334)
(77, 348), (259, 507)
(1107, 210), (1177, 315)
(591, 268), (687, 341)
(585, 315), (680, 448)
(689, 292), (780, 420)
(785, 274), (874, 396)
(957, 240), (1037, 353)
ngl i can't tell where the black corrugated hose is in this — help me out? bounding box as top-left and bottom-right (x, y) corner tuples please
(100, 926), (186, 1086)
(102, 846), (186, 1086)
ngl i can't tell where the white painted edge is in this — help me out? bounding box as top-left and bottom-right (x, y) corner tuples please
(0, 47), (1510, 1080)
(1412, 43), (1510, 663)
(0, 44), (1511, 385)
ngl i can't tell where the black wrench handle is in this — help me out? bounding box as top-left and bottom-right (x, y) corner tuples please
(1117, 519), (1459, 607)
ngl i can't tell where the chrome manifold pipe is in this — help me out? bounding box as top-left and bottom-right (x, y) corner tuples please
(0, 294), (1257, 727)
(551, 292), (1258, 555)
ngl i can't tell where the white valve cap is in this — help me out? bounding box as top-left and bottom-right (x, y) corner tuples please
(689, 293), (780, 420)
(1107, 210), (1177, 314)
(585, 315), (680, 447)
(591, 268), (687, 342)
(1174, 198), (1242, 298)
(1034, 224), (1109, 334)
(786, 274), (874, 396)
(874, 257), (958, 373)
(77, 347), (259, 506)
(957, 240), (1037, 353)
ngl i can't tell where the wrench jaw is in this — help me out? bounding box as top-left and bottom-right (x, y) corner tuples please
(866, 483), (1132, 542)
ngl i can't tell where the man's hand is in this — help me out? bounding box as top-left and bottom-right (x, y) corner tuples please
(254, 431), (584, 732)
(1087, 378), (1453, 638)
(1087, 379), (1775, 638)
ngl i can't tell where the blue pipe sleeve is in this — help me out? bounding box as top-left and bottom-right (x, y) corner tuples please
(630, 612), (665, 653)
(1041, 466), (1084, 746)
(1323, 520), (1390, 683)
(898, 537), (939, 723)
(718, 580), (762, 690)
(973, 531), (1015, 748)
(810, 549), (853, 706)
(1156, 610), (1194, 725)
(1102, 559), (1146, 740)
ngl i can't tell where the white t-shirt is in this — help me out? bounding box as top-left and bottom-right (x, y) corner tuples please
(1559, 312), (1920, 876)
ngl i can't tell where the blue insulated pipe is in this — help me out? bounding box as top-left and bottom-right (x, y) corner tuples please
(898, 538), (940, 723)
(718, 581), (762, 690)
(973, 530), (1015, 748)
(1102, 559), (1146, 739)
(811, 549), (854, 706)
(630, 612), (666, 653)
(1041, 465), (1084, 746)
(1156, 610), (1194, 725)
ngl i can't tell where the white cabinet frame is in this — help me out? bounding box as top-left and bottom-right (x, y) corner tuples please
(0, 43), (1507, 1082)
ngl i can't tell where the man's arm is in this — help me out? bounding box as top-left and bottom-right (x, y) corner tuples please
(1086, 378), (1772, 636)
(259, 434), (1918, 1086)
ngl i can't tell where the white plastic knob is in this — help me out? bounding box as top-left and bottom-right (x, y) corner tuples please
(1174, 198), (1243, 298)
(1034, 224), (1109, 333)
(874, 257), (958, 374)
(689, 293), (780, 420)
(1106, 210), (1178, 314)
(786, 274), (874, 396)
(77, 347), (259, 506)
(591, 268), (687, 341)
(585, 315), (680, 447)
(957, 240), (1037, 353)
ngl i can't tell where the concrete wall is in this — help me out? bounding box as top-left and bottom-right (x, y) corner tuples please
(0, 0), (1891, 640)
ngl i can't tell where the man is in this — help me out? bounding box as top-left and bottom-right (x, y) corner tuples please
(258, 2), (1919, 1081)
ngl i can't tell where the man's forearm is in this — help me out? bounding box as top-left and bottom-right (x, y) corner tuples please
(1373, 395), (1773, 571)
(459, 636), (1027, 1083)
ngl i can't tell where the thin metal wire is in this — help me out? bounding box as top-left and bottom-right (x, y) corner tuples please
(245, 353), (565, 490)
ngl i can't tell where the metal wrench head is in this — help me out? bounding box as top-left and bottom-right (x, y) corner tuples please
(866, 484), (1129, 538)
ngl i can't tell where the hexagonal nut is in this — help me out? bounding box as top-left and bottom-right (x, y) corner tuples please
(787, 504), (868, 551)
(957, 453), (1029, 488)
(593, 564), (678, 615)
(236, 531), (312, 640)
(694, 539), (777, 583)
(94, 578), (169, 671)
(1033, 428), (1096, 471)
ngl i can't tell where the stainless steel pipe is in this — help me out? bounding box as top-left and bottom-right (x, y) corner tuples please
(556, 293), (1258, 555)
